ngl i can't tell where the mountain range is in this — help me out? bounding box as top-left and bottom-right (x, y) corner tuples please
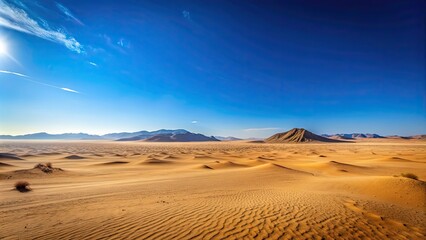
(0, 129), (220, 142)
(0, 129), (423, 142)
(0, 132), (103, 140)
(214, 136), (242, 141)
(141, 132), (218, 142)
(321, 133), (384, 140)
(0, 129), (191, 140)
(113, 129), (191, 141)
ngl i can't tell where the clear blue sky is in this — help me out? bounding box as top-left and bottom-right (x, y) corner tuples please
(0, 0), (425, 138)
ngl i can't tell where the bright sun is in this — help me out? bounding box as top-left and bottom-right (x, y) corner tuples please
(0, 39), (7, 54)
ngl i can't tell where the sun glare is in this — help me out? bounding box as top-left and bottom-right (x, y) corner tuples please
(0, 39), (7, 54)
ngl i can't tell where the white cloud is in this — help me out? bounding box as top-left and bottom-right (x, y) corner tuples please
(0, 69), (28, 77)
(0, 0), (83, 53)
(60, 87), (79, 93)
(243, 127), (281, 132)
(0, 69), (80, 94)
(88, 61), (97, 67)
(191, 120), (198, 124)
(56, 2), (84, 25)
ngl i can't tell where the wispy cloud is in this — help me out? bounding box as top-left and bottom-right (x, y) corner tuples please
(117, 38), (130, 49)
(0, 69), (80, 94)
(191, 120), (198, 124)
(101, 34), (129, 54)
(182, 10), (190, 20)
(55, 2), (84, 25)
(60, 87), (79, 93)
(243, 127), (281, 132)
(88, 61), (97, 67)
(117, 38), (124, 47)
(0, 69), (28, 77)
(0, 0), (83, 53)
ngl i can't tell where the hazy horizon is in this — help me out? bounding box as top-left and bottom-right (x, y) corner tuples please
(0, 126), (424, 140)
(1, 0), (425, 138)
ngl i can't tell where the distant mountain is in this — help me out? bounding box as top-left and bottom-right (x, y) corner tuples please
(0, 129), (189, 140)
(101, 131), (150, 140)
(327, 135), (354, 140)
(322, 133), (384, 139)
(410, 134), (426, 140)
(0, 132), (103, 140)
(356, 133), (384, 138)
(115, 129), (189, 141)
(142, 132), (219, 142)
(266, 128), (344, 143)
(102, 129), (189, 140)
(2, 129), (422, 141)
(386, 135), (426, 140)
(385, 135), (411, 139)
(245, 137), (265, 141)
(214, 136), (242, 141)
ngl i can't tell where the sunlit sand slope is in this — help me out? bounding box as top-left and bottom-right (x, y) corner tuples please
(0, 140), (425, 239)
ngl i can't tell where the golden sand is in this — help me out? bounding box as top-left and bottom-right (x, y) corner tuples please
(0, 140), (425, 239)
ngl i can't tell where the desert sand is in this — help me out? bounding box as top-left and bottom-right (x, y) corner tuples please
(0, 140), (425, 239)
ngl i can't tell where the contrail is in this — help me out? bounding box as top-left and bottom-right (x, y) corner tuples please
(0, 70), (80, 94)
(0, 70), (28, 77)
(61, 87), (79, 93)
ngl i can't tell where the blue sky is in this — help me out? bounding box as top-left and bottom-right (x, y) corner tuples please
(0, 0), (425, 138)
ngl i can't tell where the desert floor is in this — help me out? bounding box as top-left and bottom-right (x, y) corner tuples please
(0, 140), (425, 239)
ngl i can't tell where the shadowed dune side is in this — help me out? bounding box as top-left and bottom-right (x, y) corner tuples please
(193, 155), (219, 160)
(257, 156), (276, 160)
(381, 157), (422, 163)
(328, 160), (368, 169)
(202, 161), (248, 170)
(64, 155), (86, 160)
(200, 164), (214, 169)
(253, 162), (315, 176)
(0, 162), (14, 167)
(0, 153), (23, 160)
(97, 161), (129, 165)
(326, 161), (371, 175)
(142, 158), (172, 164)
(297, 160), (375, 176)
(37, 152), (62, 156)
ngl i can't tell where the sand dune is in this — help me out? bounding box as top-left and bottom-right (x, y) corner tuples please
(142, 158), (172, 164)
(328, 160), (368, 169)
(252, 162), (315, 175)
(203, 161), (248, 170)
(0, 140), (425, 239)
(0, 153), (23, 160)
(0, 162), (14, 167)
(382, 156), (421, 163)
(64, 155), (86, 160)
(0, 163), (65, 180)
(97, 161), (129, 165)
(37, 152), (62, 156)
